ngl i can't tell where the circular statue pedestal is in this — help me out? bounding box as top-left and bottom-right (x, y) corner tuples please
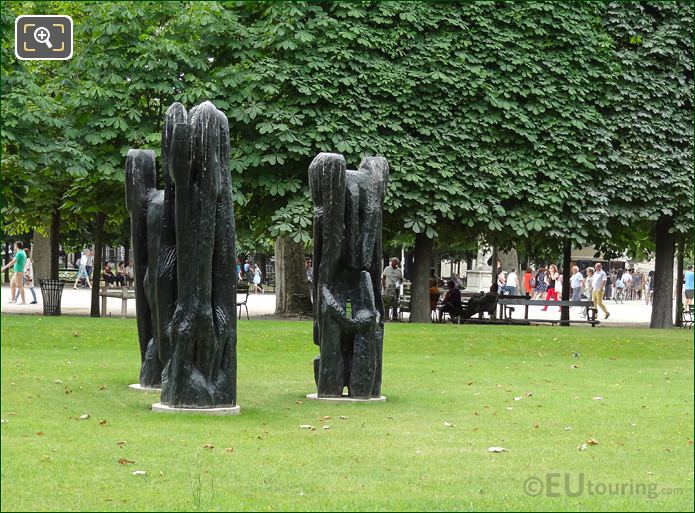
(305, 393), (386, 403)
(151, 403), (241, 416)
(129, 384), (162, 393)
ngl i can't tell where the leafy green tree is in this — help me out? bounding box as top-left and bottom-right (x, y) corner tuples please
(598, 2), (693, 328)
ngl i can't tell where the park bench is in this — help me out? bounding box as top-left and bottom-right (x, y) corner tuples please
(98, 286), (135, 318)
(496, 297), (600, 327)
(292, 292), (313, 320)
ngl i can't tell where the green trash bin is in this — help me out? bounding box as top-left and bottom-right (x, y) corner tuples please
(39, 279), (65, 316)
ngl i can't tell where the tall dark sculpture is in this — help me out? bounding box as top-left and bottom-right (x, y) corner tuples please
(125, 101), (237, 409)
(309, 153), (389, 399)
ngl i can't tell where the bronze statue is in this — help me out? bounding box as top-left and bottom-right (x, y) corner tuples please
(309, 153), (389, 399)
(125, 101), (237, 409)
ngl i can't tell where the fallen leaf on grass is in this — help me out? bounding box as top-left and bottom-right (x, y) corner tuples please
(295, 400), (303, 405)
(53, 379), (62, 384)
(299, 425), (316, 431)
(586, 438), (599, 446)
(1, 419), (7, 424)
(118, 458), (135, 465)
(131, 470), (147, 476)
(487, 447), (508, 453)
(564, 426), (573, 431)
(514, 396), (522, 401)
(224, 447), (234, 453)
(578, 444), (588, 451)
(592, 397), (604, 401)
(72, 331), (81, 337)
(505, 407), (513, 411)
(525, 393), (533, 397)
(443, 422), (456, 427)
(98, 385), (107, 390)
(64, 388), (72, 394)
(35, 431), (44, 436)
(570, 365), (578, 369)
(322, 416), (332, 420)
(339, 416), (349, 420)
(202, 444), (214, 450)
(79, 414), (90, 420)
(322, 425), (331, 430)
(99, 420), (107, 426)
(116, 441), (126, 447)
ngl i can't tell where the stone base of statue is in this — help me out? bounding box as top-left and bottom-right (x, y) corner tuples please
(129, 383), (162, 393)
(151, 403), (241, 415)
(306, 393), (386, 403)
(464, 270), (493, 292)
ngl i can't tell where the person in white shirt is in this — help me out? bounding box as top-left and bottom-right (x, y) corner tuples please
(591, 262), (610, 319)
(506, 269), (518, 296)
(570, 266), (584, 312)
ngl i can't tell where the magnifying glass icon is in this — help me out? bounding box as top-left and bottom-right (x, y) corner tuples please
(33, 26), (53, 49)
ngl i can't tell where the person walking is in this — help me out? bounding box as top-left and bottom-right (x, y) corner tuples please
(534, 267), (548, 299)
(570, 265), (584, 313)
(2, 242), (27, 304)
(614, 269), (624, 303)
(252, 264), (264, 294)
(74, 251), (92, 289)
(85, 248), (94, 278)
(506, 268), (518, 296)
(497, 270), (507, 295)
(14, 248), (38, 304)
(523, 268), (533, 297)
(381, 257), (403, 321)
(542, 264), (560, 311)
(622, 269), (633, 300)
(592, 262), (610, 319)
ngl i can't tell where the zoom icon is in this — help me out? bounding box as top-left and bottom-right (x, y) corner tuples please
(15, 15), (73, 60)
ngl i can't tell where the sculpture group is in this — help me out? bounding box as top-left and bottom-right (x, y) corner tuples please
(126, 101), (237, 409)
(126, 101), (389, 411)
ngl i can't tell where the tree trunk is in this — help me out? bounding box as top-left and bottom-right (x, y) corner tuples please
(90, 212), (106, 317)
(650, 218), (675, 329)
(274, 235), (307, 316)
(674, 240), (684, 327)
(410, 233), (434, 323)
(560, 239), (571, 326)
(50, 209), (60, 279)
(32, 231), (51, 282)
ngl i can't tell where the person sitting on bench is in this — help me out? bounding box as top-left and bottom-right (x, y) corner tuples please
(102, 262), (125, 287)
(461, 283), (499, 320)
(438, 280), (462, 322)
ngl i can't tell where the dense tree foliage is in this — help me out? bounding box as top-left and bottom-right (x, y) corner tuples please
(1, 1), (692, 323)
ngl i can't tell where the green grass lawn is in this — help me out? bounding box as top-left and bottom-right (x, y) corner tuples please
(1, 315), (693, 511)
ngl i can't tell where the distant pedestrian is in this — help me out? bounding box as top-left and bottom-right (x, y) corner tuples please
(252, 264), (264, 294)
(570, 265), (584, 312)
(14, 247), (37, 304)
(591, 262), (610, 319)
(534, 267), (548, 299)
(2, 242), (27, 304)
(74, 250), (92, 289)
(85, 249), (94, 277)
(614, 269), (625, 303)
(497, 270), (507, 295)
(685, 265), (694, 309)
(522, 268), (533, 296)
(506, 268), (518, 296)
(381, 257), (403, 321)
(622, 269), (633, 300)
(438, 280), (462, 323)
(542, 264), (560, 311)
